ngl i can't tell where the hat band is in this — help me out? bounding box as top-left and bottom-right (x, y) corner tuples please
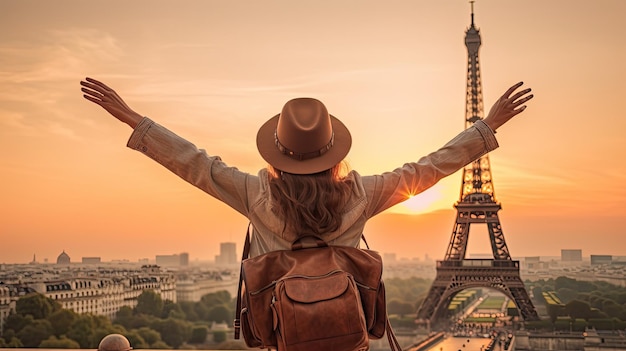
(274, 130), (335, 161)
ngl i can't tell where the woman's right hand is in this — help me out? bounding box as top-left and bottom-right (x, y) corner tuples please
(483, 81), (534, 132)
(80, 77), (143, 129)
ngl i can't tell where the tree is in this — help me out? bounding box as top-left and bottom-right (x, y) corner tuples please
(207, 305), (231, 325)
(127, 314), (159, 330)
(91, 314), (117, 330)
(179, 301), (199, 321)
(602, 300), (625, 319)
(48, 308), (79, 336)
(189, 325), (209, 343)
(2, 313), (33, 334)
(554, 277), (597, 294)
(589, 308), (608, 319)
(200, 291), (232, 309)
(179, 342), (196, 349)
(384, 277), (432, 305)
(565, 300), (592, 320)
(213, 330), (227, 343)
(16, 293), (60, 319)
(4, 336), (23, 347)
(124, 330), (149, 349)
(588, 295), (609, 310)
(387, 299), (415, 318)
(66, 314), (97, 348)
(192, 302), (210, 321)
(150, 340), (171, 349)
(136, 290), (164, 317)
(152, 318), (192, 348)
(136, 326), (162, 346)
(39, 335), (81, 348)
(16, 319), (53, 347)
(117, 305), (134, 318)
(162, 300), (186, 319)
(113, 306), (134, 329)
(615, 292), (626, 305)
(1, 329), (16, 342)
(546, 303), (564, 323)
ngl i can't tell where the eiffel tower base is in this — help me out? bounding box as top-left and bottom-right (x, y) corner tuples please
(416, 260), (540, 328)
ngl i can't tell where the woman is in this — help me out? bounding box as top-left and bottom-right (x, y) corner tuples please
(80, 78), (532, 257)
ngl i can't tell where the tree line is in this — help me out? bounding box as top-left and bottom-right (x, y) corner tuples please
(0, 289), (244, 349)
(5, 275), (624, 348)
(527, 276), (626, 331)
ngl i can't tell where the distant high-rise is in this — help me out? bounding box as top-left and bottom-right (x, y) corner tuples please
(215, 242), (237, 265)
(154, 252), (190, 266)
(590, 255), (612, 266)
(156, 254), (179, 266)
(179, 252), (189, 266)
(82, 257), (101, 264)
(561, 249), (583, 262)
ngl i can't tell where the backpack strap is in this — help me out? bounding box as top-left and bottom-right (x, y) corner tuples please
(234, 223), (252, 340)
(361, 233), (371, 249)
(362, 233), (402, 351)
(386, 318), (402, 351)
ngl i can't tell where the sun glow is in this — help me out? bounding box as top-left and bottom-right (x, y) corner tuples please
(396, 185), (445, 214)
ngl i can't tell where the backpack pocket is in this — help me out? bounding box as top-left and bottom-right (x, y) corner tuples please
(240, 306), (262, 348)
(241, 284), (278, 348)
(272, 270), (369, 351)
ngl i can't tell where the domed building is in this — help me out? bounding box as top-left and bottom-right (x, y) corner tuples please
(56, 250), (71, 265)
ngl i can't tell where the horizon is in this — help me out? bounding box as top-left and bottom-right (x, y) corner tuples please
(3, 246), (618, 266)
(0, 231), (626, 265)
(1, 1), (625, 264)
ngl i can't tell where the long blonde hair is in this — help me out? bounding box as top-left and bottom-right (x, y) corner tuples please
(268, 163), (352, 237)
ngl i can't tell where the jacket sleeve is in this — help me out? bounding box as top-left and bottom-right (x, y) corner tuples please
(361, 120), (498, 217)
(126, 117), (254, 216)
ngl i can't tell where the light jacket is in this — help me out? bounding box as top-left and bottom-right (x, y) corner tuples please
(127, 117), (498, 257)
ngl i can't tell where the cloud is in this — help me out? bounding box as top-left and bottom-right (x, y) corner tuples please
(0, 28), (128, 139)
(48, 122), (80, 140)
(0, 28), (124, 84)
(493, 159), (626, 216)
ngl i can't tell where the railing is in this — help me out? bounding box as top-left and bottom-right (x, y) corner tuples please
(437, 260), (520, 268)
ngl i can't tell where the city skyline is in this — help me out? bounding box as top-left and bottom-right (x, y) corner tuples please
(1, 1), (625, 263)
(8, 244), (625, 266)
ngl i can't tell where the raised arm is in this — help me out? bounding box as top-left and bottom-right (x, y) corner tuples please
(483, 81), (533, 132)
(80, 77), (143, 129)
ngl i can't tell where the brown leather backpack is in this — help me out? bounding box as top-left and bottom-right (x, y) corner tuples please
(234, 230), (401, 351)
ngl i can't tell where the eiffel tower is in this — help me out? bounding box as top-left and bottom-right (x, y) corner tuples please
(416, 2), (539, 326)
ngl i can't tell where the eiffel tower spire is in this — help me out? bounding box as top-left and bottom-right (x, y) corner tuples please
(416, 2), (539, 326)
(461, 0), (495, 202)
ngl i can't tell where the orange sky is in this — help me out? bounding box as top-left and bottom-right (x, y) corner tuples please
(1, 0), (625, 264)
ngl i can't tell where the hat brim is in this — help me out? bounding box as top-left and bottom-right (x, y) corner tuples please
(256, 113), (351, 175)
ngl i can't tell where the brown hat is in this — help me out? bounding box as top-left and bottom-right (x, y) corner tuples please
(257, 98), (351, 174)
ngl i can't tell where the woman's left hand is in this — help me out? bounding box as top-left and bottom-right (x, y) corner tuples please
(483, 82), (534, 132)
(80, 77), (143, 129)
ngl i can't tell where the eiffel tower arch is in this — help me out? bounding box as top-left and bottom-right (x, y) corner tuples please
(416, 2), (539, 327)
